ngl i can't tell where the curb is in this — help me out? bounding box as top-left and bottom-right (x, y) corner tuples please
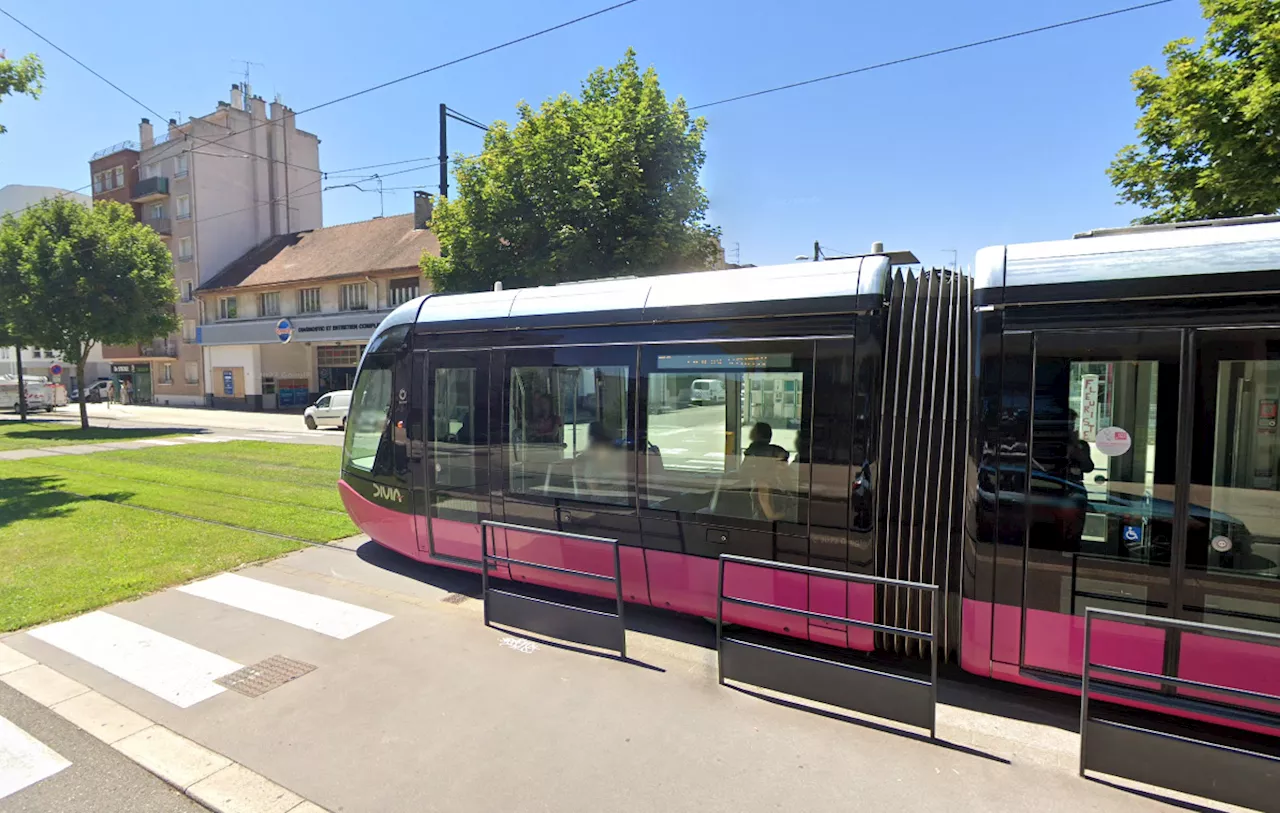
(0, 643), (328, 813)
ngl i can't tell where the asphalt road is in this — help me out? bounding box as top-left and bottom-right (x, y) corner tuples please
(4, 404), (342, 447)
(0, 683), (201, 813)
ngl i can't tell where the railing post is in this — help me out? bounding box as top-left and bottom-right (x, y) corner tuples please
(613, 537), (626, 661)
(1079, 608), (1093, 777)
(716, 555), (726, 686)
(480, 523), (490, 628)
(929, 587), (938, 739)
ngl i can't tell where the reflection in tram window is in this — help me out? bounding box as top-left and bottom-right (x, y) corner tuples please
(343, 355), (394, 474)
(1201, 360), (1280, 582)
(645, 349), (811, 524)
(430, 367), (485, 522)
(508, 365), (632, 505)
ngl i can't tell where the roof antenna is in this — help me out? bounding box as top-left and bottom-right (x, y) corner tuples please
(493, 281), (503, 292)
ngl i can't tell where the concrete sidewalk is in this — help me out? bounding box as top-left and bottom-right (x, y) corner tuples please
(1, 541), (1220, 813)
(25, 403), (317, 434)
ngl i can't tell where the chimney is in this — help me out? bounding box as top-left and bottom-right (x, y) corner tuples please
(413, 191), (433, 230)
(168, 118), (179, 138)
(249, 95), (267, 120)
(230, 83), (242, 110)
(139, 118), (154, 149)
(871, 241), (885, 254)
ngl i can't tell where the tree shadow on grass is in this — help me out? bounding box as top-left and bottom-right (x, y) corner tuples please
(0, 424), (187, 447)
(0, 474), (135, 530)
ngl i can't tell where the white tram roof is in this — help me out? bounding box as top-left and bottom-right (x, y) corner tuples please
(975, 216), (1280, 291)
(378, 254), (892, 335)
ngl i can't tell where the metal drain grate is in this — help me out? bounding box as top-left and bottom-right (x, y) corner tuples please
(440, 593), (471, 605)
(215, 655), (316, 698)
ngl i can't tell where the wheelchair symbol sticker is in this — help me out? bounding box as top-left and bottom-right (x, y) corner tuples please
(1123, 525), (1143, 543)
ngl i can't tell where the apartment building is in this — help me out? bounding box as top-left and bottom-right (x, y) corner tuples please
(195, 193), (438, 409)
(88, 85), (322, 405)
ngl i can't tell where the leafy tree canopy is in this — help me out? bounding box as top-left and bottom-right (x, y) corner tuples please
(422, 49), (720, 293)
(0, 198), (178, 427)
(1109, 0), (1280, 224)
(0, 52), (44, 134)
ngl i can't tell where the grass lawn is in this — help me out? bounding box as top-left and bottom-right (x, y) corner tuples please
(0, 421), (186, 451)
(0, 441), (357, 631)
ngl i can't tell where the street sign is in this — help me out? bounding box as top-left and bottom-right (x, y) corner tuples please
(49, 363), (63, 376)
(275, 318), (293, 344)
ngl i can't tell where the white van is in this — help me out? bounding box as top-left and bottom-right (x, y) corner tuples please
(304, 390), (352, 430)
(690, 378), (726, 405)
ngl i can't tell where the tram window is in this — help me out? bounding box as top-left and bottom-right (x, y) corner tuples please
(1198, 358), (1280, 584)
(431, 366), (487, 521)
(344, 354), (394, 473)
(644, 344), (812, 523)
(507, 363), (633, 506)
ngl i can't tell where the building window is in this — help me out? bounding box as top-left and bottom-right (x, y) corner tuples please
(174, 153), (188, 177)
(176, 195), (190, 220)
(114, 166), (124, 188)
(32, 349), (41, 359)
(143, 163), (159, 180)
(218, 297), (238, 320)
(182, 279), (194, 302)
(149, 203), (165, 221)
(340, 283), (368, 311)
(160, 363), (173, 384)
(388, 277), (420, 307)
(178, 237), (193, 261)
(181, 319), (195, 343)
(298, 287), (321, 314)
(185, 362), (199, 384)
(257, 291), (280, 317)
(93, 173), (103, 194)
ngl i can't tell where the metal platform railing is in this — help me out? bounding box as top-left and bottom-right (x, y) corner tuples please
(480, 520), (626, 658)
(1081, 608), (1280, 812)
(716, 554), (939, 737)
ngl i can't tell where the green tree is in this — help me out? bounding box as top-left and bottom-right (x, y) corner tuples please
(422, 49), (720, 293)
(1109, 0), (1280, 224)
(0, 52), (44, 134)
(0, 198), (178, 428)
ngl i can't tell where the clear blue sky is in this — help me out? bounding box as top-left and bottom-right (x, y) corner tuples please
(1, 0), (1206, 269)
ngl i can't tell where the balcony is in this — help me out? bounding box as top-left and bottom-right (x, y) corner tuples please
(102, 339), (178, 361)
(144, 217), (171, 235)
(131, 176), (169, 202)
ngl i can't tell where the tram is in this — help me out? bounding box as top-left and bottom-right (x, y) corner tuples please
(338, 215), (1280, 733)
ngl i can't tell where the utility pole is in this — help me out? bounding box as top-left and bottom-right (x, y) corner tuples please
(438, 103), (448, 198)
(813, 240), (821, 262)
(438, 104), (490, 198)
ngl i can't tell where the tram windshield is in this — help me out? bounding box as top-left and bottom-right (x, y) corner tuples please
(343, 353), (394, 473)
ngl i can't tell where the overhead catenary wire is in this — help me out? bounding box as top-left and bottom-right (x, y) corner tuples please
(150, 0), (645, 158)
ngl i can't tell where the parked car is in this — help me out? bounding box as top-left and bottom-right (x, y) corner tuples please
(304, 390), (351, 430)
(690, 378), (726, 405)
(71, 380), (111, 403)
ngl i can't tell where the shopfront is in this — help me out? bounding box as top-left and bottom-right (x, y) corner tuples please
(110, 363), (153, 405)
(316, 344), (365, 393)
(199, 310), (388, 410)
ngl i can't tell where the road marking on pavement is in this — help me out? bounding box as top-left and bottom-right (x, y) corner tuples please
(28, 612), (241, 708)
(0, 714), (71, 800)
(178, 573), (392, 639)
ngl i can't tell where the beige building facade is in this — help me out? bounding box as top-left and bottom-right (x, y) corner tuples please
(196, 195), (438, 410)
(89, 85), (322, 405)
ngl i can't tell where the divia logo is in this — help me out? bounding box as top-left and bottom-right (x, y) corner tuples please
(373, 483), (404, 503)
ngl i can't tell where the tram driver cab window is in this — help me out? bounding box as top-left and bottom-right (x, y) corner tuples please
(506, 349), (635, 506)
(644, 344), (812, 525)
(343, 353), (395, 475)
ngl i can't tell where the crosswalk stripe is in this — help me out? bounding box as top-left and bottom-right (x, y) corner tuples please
(178, 573), (392, 639)
(0, 715), (70, 800)
(28, 613), (241, 708)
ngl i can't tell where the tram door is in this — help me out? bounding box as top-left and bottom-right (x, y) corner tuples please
(421, 350), (501, 563)
(1177, 329), (1280, 699)
(997, 329), (1182, 677)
